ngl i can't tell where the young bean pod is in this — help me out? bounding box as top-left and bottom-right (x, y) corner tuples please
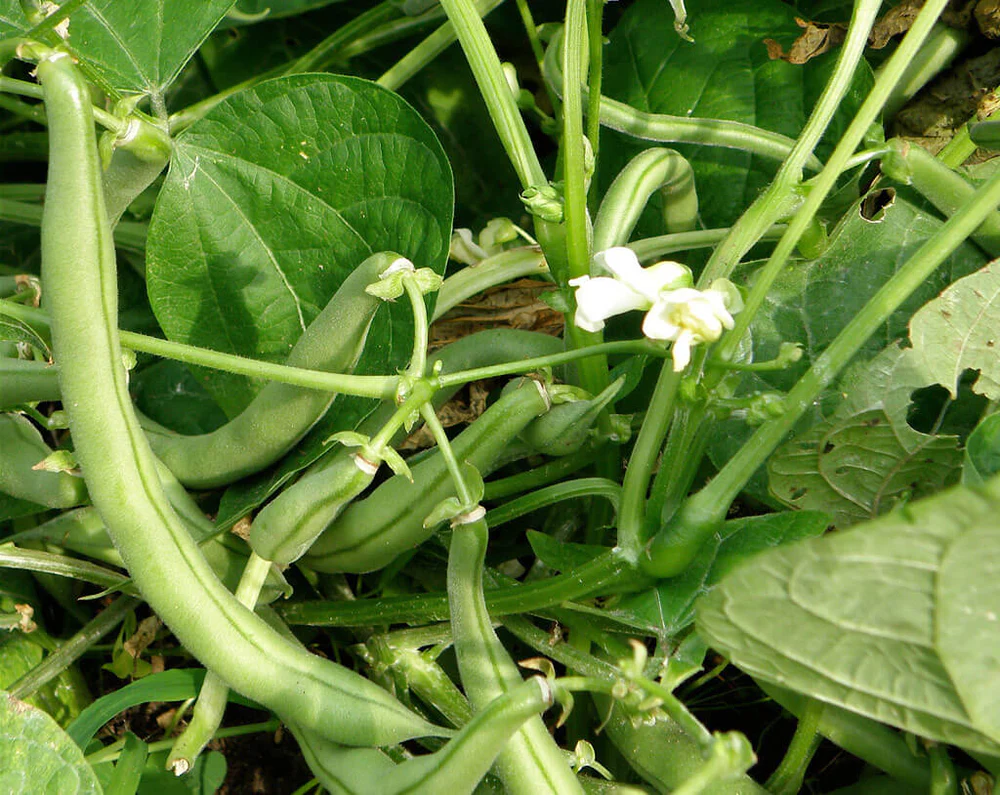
(303, 378), (551, 574)
(35, 50), (444, 747)
(248, 328), (563, 566)
(0, 412), (87, 509)
(144, 250), (395, 489)
(448, 514), (584, 794)
(292, 677), (553, 795)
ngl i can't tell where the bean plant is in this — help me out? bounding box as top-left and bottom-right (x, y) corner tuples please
(2, 0), (1000, 792)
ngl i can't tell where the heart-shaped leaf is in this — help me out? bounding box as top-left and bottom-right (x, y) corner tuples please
(147, 73), (453, 415)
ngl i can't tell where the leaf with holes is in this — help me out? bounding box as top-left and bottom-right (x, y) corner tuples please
(146, 73), (453, 415)
(697, 476), (1000, 755)
(907, 260), (1000, 401)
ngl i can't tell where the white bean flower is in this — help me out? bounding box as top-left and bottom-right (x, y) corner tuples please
(570, 247), (742, 372)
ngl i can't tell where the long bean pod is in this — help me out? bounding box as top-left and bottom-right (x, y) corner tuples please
(144, 251), (394, 489)
(35, 49), (444, 747)
(303, 378), (551, 573)
(0, 358), (61, 408)
(448, 514), (584, 794)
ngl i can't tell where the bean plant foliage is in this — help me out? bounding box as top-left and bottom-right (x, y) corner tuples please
(3, 0), (1000, 792)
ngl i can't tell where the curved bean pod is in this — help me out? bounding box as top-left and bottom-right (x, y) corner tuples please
(36, 51), (443, 747)
(0, 412), (87, 508)
(249, 328), (563, 565)
(448, 515), (583, 794)
(303, 378), (550, 574)
(144, 251), (394, 489)
(293, 677), (553, 795)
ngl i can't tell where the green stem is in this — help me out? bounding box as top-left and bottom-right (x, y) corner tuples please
(435, 339), (666, 388)
(628, 225), (786, 261)
(378, 0), (506, 92)
(420, 403), (475, 506)
(487, 478), (621, 528)
(9, 596), (139, 700)
(0, 301), (399, 399)
(700, 0), (882, 288)
(87, 720), (281, 766)
(0, 545), (137, 595)
(765, 699), (824, 795)
(712, 0), (948, 359)
(584, 0), (604, 178)
(643, 152), (1000, 577)
(616, 363), (683, 561)
(283, 549), (641, 626)
(288, 1), (400, 73)
(0, 76), (124, 133)
(513, 0), (557, 114)
(878, 23), (967, 121)
(482, 449), (599, 500)
(560, 0), (590, 283)
(437, 0), (546, 188)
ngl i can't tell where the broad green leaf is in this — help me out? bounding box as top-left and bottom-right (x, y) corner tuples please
(526, 531), (605, 573)
(131, 360), (228, 436)
(0, 632), (91, 727)
(0, 0), (234, 98)
(616, 512), (829, 637)
(0, 691), (102, 794)
(147, 74), (453, 415)
(964, 412), (1000, 485)
(707, 193), (986, 498)
(697, 476), (1000, 755)
(599, 0), (873, 231)
(907, 260), (1000, 400)
(768, 408), (961, 527)
(104, 733), (146, 795)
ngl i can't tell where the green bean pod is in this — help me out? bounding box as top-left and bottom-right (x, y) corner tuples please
(448, 515), (583, 794)
(36, 51), (443, 747)
(144, 250), (394, 489)
(303, 379), (551, 574)
(0, 412), (87, 508)
(292, 677), (553, 795)
(250, 451), (375, 566)
(247, 329), (563, 565)
(519, 377), (624, 457)
(0, 359), (61, 408)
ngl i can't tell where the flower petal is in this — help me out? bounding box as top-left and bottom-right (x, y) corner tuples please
(573, 276), (650, 332)
(645, 260), (692, 292)
(671, 329), (695, 371)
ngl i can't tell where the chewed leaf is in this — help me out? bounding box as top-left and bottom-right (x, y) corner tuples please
(768, 345), (962, 528)
(697, 477), (1000, 755)
(767, 408), (961, 528)
(907, 260), (1000, 399)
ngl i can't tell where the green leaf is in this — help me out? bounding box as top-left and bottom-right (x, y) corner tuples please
(67, 669), (207, 749)
(147, 74), (453, 415)
(526, 531), (605, 573)
(964, 412), (1000, 486)
(707, 192), (986, 499)
(104, 733), (146, 795)
(697, 477), (1000, 755)
(1, 0), (234, 97)
(130, 360), (227, 436)
(907, 260), (1000, 400)
(617, 512), (829, 637)
(599, 0), (873, 230)
(0, 691), (102, 794)
(0, 632), (91, 727)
